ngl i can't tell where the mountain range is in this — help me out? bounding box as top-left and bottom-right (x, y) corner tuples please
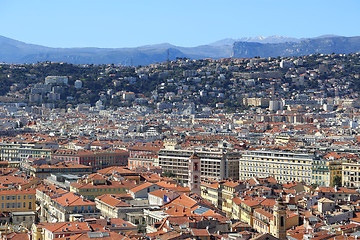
(0, 35), (359, 65)
(232, 35), (360, 58)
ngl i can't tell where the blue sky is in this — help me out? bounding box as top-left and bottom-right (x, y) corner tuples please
(0, 0), (359, 48)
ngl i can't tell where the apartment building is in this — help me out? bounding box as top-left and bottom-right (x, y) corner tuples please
(158, 142), (240, 185)
(201, 180), (245, 217)
(311, 156), (342, 187)
(240, 199), (263, 226)
(95, 194), (150, 220)
(25, 162), (92, 179)
(52, 149), (129, 169)
(32, 221), (92, 240)
(128, 154), (157, 170)
(0, 141), (56, 163)
(95, 194), (131, 219)
(201, 182), (221, 208)
(221, 181), (245, 218)
(239, 150), (315, 184)
(45, 76), (68, 85)
(36, 184), (68, 222)
(342, 160), (360, 188)
(70, 178), (137, 201)
(0, 189), (36, 212)
(49, 192), (99, 222)
(128, 145), (161, 158)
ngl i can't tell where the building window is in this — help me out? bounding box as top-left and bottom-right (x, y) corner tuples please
(280, 216), (284, 227)
(194, 162), (199, 171)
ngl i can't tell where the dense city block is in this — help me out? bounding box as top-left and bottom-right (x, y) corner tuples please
(1, 54), (360, 239)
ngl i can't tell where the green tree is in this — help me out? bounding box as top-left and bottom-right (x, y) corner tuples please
(162, 170), (175, 178)
(332, 176), (342, 187)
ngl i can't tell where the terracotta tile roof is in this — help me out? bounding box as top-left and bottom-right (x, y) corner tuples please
(288, 232), (305, 240)
(274, 189), (296, 195)
(36, 184), (68, 198)
(208, 182), (220, 189)
(154, 181), (190, 193)
(149, 189), (180, 200)
(283, 182), (300, 189)
(231, 221), (251, 228)
(164, 206), (193, 216)
(71, 180), (136, 190)
(328, 236), (356, 240)
(165, 194), (198, 209)
(53, 149), (128, 156)
(105, 218), (136, 228)
(36, 162), (91, 169)
(246, 178), (258, 186)
(95, 194), (130, 208)
(241, 199), (263, 207)
(316, 187), (358, 194)
(128, 146), (162, 152)
(156, 231), (183, 240)
(222, 180), (242, 188)
(97, 166), (137, 175)
(0, 168), (21, 176)
(141, 173), (162, 183)
(0, 175), (31, 187)
(42, 221), (92, 233)
(129, 182), (154, 193)
(0, 188), (35, 195)
(232, 197), (242, 205)
(87, 173), (107, 180)
(1, 232), (29, 240)
(254, 208), (273, 219)
(190, 228), (210, 237)
(146, 230), (166, 239)
(53, 192), (96, 207)
(260, 198), (276, 207)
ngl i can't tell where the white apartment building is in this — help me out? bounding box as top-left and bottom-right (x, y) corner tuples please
(239, 150), (315, 184)
(45, 76), (68, 85)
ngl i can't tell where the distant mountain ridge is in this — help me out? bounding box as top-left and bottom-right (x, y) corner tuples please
(231, 36), (360, 58)
(0, 35), (359, 65)
(209, 35), (301, 46)
(0, 35), (233, 65)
